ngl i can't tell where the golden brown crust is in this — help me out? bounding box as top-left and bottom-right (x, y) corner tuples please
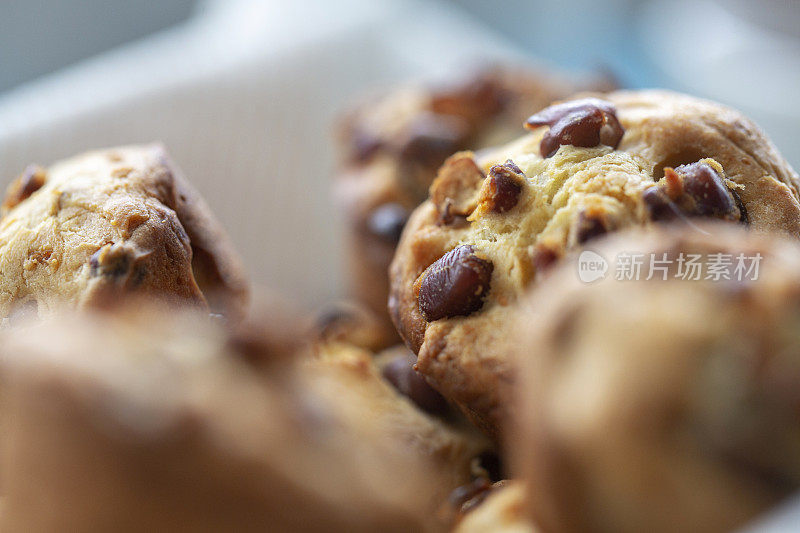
(606, 90), (800, 235)
(512, 224), (800, 533)
(389, 90), (800, 439)
(389, 201), (443, 353)
(0, 145), (248, 321)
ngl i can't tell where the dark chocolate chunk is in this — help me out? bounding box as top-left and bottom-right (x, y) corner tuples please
(574, 211), (608, 244)
(381, 350), (448, 415)
(2, 165), (47, 213)
(418, 245), (493, 321)
(645, 161), (746, 224)
(367, 203), (409, 244)
(526, 98), (624, 158)
(484, 161), (525, 213)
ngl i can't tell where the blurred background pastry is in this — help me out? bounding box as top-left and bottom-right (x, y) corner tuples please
(0, 145), (249, 322)
(2, 0), (799, 304)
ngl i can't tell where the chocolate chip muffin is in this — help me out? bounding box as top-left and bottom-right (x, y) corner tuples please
(513, 224), (800, 533)
(0, 307), (449, 532)
(335, 67), (615, 343)
(453, 481), (535, 533)
(0, 145), (249, 322)
(389, 90), (800, 438)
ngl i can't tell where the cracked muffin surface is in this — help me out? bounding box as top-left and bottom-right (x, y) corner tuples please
(389, 90), (800, 438)
(334, 67), (615, 342)
(0, 144), (249, 321)
(513, 224), (800, 533)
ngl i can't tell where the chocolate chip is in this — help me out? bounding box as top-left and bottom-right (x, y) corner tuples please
(313, 302), (386, 351)
(227, 323), (299, 368)
(16, 166), (46, 198)
(431, 72), (508, 125)
(417, 245), (493, 321)
(574, 211), (608, 244)
(398, 113), (469, 168)
(2, 165), (46, 213)
(381, 350), (448, 415)
(540, 107), (604, 157)
(350, 128), (385, 163)
(531, 244), (560, 274)
(642, 186), (688, 223)
(677, 162), (743, 220)
(645, 161), (746, 223)
(526, 98), (617, 131)
(525, 98), (624, 158)
(315, 306), (356, 334)
(367, 203), (409, 244)
(483, 160), (525, 213)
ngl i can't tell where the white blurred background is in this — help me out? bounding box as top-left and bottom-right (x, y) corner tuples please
(0, 0), (798, 308)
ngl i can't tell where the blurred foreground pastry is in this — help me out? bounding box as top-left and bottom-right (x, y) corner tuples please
(389, 90), (800, 437)
(513, 224), (800, 533)
(335, 67), (615, 342)
(0, 145), (249, 322)
(310, 303), (496, 512)
(0, 304), (490, 532)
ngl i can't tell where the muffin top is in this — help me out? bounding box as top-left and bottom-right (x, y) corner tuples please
(0, 145), (249, 322)
(335, 67), (616, 246)
(389, 90), (800, 437)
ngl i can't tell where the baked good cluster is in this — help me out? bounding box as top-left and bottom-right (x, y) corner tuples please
(1, 65), (799, 532)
